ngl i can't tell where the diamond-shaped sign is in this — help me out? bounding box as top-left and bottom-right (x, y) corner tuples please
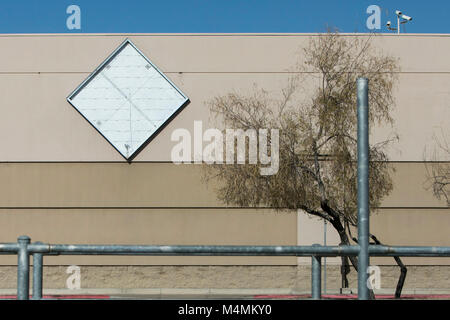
(67, 39), (189, 160)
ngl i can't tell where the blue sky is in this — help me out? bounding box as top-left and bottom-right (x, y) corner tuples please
(0, 0), (448, 34)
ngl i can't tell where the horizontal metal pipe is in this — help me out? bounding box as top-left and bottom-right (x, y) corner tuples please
(2, 243), (450, 257)
(45, 245), (450, 257)
(47, 244), (359, 257)
(0, 243), (20, 252)
(27, 243), (50, 253)
(369, 246), (450, 257)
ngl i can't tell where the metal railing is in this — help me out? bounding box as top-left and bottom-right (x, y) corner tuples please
(1, 236), (450, 300)
(1, 78), (448, 300)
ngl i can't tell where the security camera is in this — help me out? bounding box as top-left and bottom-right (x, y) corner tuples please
(386, 21), (391, 27)
(395, 10), (402, 16)
(402, 15), (412, 21)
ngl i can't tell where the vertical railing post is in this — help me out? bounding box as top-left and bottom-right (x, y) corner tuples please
(323, 220), (327, 295)
(311, 244), (322, 300)
(17, 235), (31, 300)
(357, 77), (370, 300)
(32, 242), (43, 300)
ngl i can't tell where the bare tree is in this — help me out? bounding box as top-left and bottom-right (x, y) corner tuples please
(204, 32), (407, 298)
(424, 128), (450, 206)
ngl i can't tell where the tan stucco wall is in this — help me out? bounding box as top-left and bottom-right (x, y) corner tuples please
(0, 162), (446, 207)
(0, 34), (448, 269)
(0, 162), (448, 265)
(0, 34), (448, 162)
(0, 265), (449, 292)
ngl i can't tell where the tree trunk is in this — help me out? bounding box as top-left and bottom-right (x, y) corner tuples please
(328, 216), (376, 299)
(340, 255), (350, 288)
(369, 234), (407, 299)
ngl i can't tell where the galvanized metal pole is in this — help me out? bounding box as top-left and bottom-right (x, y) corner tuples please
(311, 244), (322, 300)
(32, 242), (43, 300)
(17, 235), (30, 300)
(357, 78), (370, 300)
(323, 220), (327, 295)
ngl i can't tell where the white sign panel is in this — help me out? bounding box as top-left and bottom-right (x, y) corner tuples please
(67, 39), (189, 160)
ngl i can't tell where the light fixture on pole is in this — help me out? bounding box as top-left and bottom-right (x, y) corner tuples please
(386, 10), (413, 34)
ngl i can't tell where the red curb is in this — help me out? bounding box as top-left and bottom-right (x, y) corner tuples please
(0, 295), (110, 299)
(254, 294), (450, 299)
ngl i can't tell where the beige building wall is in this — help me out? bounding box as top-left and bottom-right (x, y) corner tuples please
(0, 34), (448, 272)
